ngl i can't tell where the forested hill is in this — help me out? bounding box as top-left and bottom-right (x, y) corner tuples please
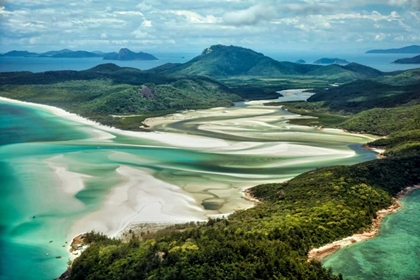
(146, 44), (388, 80)
(0, 64), (241, 130)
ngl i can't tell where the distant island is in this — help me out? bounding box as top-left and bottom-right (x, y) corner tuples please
(0, 50), (39, 57)
(0, 48), (158, 60)
(393, 54), (420, 64)
(295, 59), (306, 64)
(366, 45), (420, 54)
(103, 48), (158, 61)
(313, 58), (350, 65)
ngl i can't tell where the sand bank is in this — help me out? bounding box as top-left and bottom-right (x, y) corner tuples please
(46, 156), (92, 195)
(68, 166), (206, 242)
(308, 185), (420, 262)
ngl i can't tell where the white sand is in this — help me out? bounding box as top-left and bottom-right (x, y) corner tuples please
(69, 166), (206, 240)
(0, 96), (377, 252)
(46, 156), (92, 195)
(0, 96), (229, 148)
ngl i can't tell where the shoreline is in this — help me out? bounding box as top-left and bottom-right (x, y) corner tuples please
(0, 95), (384, 266)
(363, 144), (386, 158)
(243, 188), (261, 204)
(307, 185), (420, 262)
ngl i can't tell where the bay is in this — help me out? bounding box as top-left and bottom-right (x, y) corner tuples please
(0, 92), (377, 280)
(323, 190), (420, 280)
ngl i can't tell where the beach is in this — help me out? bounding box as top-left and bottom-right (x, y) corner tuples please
(308, 185), (420, 262)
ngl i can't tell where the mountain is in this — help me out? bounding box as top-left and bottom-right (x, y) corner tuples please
(393, 55), (420, 64)
(1, 50), (39, 57)
(342, 63), (383, 78)
(366, 45), (420, 54)
(295, 59), (306, 64)
(313, 58), (350, 65)
(51, 50), (102, 58)
(147, 44), (323, 78)
(103, 48), (158, 61)
(147, 45), (381, 82)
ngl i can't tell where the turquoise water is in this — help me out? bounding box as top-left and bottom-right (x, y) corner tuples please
(323, 189), (420, 280)
(0, 98), (377, 280)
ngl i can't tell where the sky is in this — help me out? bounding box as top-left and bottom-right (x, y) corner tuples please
(0, 0), (419, 54)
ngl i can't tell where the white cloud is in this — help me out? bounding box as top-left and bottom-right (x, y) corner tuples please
(222, 4), (277, 26)
(0, 0), (419, 52)
(165, 10), (219, 24)
(142, 20), (152, 27)
(374, 33), (388, 41)
(114, 11), (144, 16)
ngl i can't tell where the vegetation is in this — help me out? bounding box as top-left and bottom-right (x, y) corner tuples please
(0, 65), (240, 130)
(103, 48), (158, 61)
(2, 46), (419, 279)
(147, 45), (399, 83)
(65, 154), (420, 280)
(61, 63), (420, 279)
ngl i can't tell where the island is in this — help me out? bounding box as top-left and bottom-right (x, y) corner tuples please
(366, 45), (420, 54)
(0, 50), (39, 57)
(103, 48), (158, 61)
(313, 58), (350, 65)
(393, 54), (420, 64)
(0, 48), (158, 60)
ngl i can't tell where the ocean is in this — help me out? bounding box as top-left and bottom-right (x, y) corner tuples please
(0, 51), (419, 73)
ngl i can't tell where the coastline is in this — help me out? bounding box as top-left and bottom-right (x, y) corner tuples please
(308, 185), (420, 262)
(363, 144), (386, 158)
(0, 95), (383, 275)
(243, 188), (261, 203)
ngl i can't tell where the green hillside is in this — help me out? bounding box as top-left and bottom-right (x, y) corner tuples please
(306, 80), (420, 113)
(147, 45), (386, 82)
(0, 64), (240, 130)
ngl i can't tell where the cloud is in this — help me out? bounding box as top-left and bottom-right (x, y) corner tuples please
(278, 3), (337, 15)
(0, 0), (419, 52)
(389, 0), (420, 10)
(222, 4), (277, 26)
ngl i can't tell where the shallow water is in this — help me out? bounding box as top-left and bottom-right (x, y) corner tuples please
(0, 93), (377, 280)
(323, 189), (420, 280)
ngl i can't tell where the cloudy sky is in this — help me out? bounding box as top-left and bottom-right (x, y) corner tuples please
(1, 0), (419, 53)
